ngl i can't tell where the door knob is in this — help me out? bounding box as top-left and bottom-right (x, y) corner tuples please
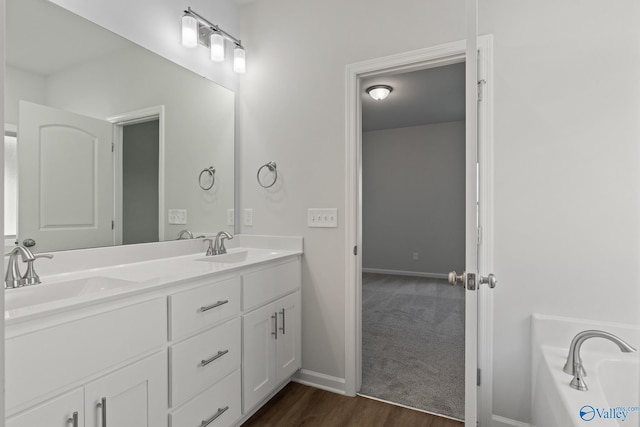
(448, 271), (465, 286)
(479, 273), (497, 288)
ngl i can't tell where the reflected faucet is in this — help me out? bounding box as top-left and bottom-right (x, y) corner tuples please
(563, 329), (636, 391)
(4, 246), (53, 288)
(176, 229), (194, 240)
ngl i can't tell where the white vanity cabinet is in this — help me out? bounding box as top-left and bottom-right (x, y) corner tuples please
(6, 388), (84, 427)
(241, 260), (302, 412)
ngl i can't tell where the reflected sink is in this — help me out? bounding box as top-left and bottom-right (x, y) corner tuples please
(5, 276), (138, 311)
(197, 250), (249, 264)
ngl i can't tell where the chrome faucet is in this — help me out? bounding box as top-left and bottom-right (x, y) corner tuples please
(203, 231), (234, 256)
(4, 246), (54, 288)
(563, 329), (636, 391)
(176, 229), (194, 240)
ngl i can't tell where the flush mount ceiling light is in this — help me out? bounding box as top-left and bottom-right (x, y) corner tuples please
(181, 7), (246, 73)
(366, 85), (393, 101)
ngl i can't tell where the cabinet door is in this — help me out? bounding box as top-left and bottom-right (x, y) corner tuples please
(276, 291), (301, 382)
(242, 302), (277, 411)
(84, 352), (167, 427)
(6, 388), (84, 427)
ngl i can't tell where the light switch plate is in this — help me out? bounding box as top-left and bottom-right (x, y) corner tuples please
(244, 208), (253, 226)
(308, 208), (338, 228)
(168, 209), (187, 225)
(227, 209), (235, 226)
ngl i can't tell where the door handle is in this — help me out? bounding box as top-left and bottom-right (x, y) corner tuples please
(479, 273), (497, 288)
(448, 271), (477, 290)
(97, 397), (107, 427)
(272, 313), (278, 340)
(67, 411), (78, 427)
(279, 308), (285, 335)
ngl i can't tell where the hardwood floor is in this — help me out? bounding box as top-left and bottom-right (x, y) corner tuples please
(242, 382), (464, 427)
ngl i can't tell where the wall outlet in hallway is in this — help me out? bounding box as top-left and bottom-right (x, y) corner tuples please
(413, 252), (419, 260)
(227, 209), (235, 226)
(168, 209), (187, 225)
(244, 208), (253, 226)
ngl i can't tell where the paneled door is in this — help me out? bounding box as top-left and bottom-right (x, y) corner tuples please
(18, 101), (114, 252)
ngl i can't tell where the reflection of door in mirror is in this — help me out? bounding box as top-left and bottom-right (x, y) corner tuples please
(18, 101), (115, 253)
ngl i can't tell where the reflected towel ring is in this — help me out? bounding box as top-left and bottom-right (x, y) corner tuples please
(199, 166), (216, 190)
(257, 161), (277, 188)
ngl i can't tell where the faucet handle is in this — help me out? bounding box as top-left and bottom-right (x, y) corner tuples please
(21, 253), (53, 286)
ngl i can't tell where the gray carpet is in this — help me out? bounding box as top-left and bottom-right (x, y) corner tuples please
(360, 273), (465, 420)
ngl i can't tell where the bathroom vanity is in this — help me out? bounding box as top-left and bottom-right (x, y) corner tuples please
(4, 236), (302, 427)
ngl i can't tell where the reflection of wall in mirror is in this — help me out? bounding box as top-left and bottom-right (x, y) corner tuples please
(6, 45), (235, 246)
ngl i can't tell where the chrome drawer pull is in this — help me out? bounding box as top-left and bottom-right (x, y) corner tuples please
(201, 406), (229, 426)
(199, 300), (229, 312)
(272, 312), (278, 340)
(279, 308), (286, 335)
(97, 397), (107, 427)
(67, 411), (78, 427)
(200, 349), (229, 367)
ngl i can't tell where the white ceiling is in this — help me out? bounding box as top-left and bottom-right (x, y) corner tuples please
(6, 0), (131, 76)
(361, 62), (465, 132)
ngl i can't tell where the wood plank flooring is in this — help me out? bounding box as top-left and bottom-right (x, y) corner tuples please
(241, 382), (464, 427)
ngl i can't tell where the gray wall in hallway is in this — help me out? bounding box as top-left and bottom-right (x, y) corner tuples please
(362, 121), (465, 276)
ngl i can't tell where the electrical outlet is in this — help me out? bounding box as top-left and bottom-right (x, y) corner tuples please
(168, 209), (187, 225)
(227, 209), (235, 226)
(244, 208), (253, 226)
(308, 208), (338, 228)
(413, 252), (419, 260)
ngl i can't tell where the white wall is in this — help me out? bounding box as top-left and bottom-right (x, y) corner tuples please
(362, 122), (465, 276)
(237, 0), (465, 386)
(4, 66), (45, 125)
(480, 1), (640, 423)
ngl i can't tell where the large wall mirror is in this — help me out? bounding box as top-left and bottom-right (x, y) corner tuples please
(5, 0), (235, 253)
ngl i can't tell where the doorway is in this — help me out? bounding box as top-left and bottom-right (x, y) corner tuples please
(358, 63), (466, 420)
(345, 36), (494, 426)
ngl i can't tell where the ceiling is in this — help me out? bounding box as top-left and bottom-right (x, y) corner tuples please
(6, 0), (131, 76)
(361, 62), (465, 132)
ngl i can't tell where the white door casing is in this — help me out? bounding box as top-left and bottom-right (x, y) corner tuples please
(18, 101), (114, 252)
(345, 35), (494, 426)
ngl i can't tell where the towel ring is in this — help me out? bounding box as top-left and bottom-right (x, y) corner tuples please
(199, 166), (216, 190)
(257, 161), (278, 188)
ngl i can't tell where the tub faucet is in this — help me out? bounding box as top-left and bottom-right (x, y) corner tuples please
(563, 329), (636, 391)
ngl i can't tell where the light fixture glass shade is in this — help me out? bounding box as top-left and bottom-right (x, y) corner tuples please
(210, 32), (225, 62)
(233, 46), (246, 74)
(181, 15), (198, 48)
(367, 85), (393, 101)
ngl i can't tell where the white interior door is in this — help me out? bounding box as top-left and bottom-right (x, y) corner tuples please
(18, 101), (114, 252)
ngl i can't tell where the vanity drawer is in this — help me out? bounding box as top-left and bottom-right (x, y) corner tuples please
(169, 276), (240, 340)
(169, 317), (241, 407)
(242, 260), (301, 311)
(169, 369), (241, 427)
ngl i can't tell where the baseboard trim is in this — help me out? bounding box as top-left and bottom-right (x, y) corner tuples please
(362, 268), (448, 279)
(293, 369), (346, 395)
(491, 415), (531, 427)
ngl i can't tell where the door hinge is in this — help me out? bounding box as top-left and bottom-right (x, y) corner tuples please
(111, 142), (115, 152)
(477, 79), (486, 102)
(353, 245), (358, 256)
(477, 368), (481, 386)
(111, 220), (115, 230)
(477, 226), (483, 245)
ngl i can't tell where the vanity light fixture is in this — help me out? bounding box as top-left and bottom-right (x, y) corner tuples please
(181, 7), (246, 73)
(366, 85), (393, 101)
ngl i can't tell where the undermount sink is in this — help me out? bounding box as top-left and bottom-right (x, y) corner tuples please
(197, 250), (249, 264)
(5, 276), (138, 311)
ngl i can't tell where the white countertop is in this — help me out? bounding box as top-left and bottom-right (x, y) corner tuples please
(5, 236), (303, 324)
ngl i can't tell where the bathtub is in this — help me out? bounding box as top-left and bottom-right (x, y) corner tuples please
(532, 315), (640, 427)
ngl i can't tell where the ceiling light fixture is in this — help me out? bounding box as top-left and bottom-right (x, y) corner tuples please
(366, 85), (393, 101)
(181, 7), (246, 73)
